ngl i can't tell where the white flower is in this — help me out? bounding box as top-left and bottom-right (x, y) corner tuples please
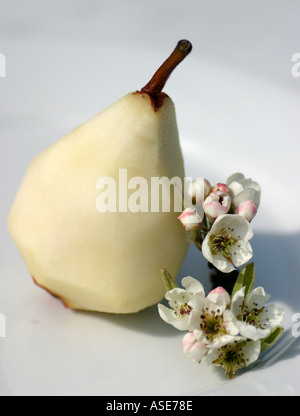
(203, 191), (231, 218)
(231, 286), (285, 341)
(227, 172), (261, 209)
(177, 207), (202, 231)
(202, 214), (253, 273)
(235, 199), (258, 222)
(206, 339), (261, 379)
(180, 285), (242, 362)
(157, 277), (205, 331)
(158, 277), (240, 349)
(191, 288), (241, 349)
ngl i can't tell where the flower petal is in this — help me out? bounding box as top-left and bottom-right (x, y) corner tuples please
(231, 287), (246, 317)
(209, 335), (244, 349)
(245, 287), (271, 309)
(230, 240), (253, 268)
(201, 234), (214, 263)
(235, 200), (258, 222)
(260, 304), (285, 328)
(182, 276), (205, 295)
(237, 319), (271, 341)
(227, 173), (245, 186)
(185, 178), (211, 206)
(215, 214), (253, 241)
(209, 251), (236, 273)
(233, 188), (260, 208)
(242, 340), (261, 366)
(209, 287), (231, 307)
(205, 292), (228, 315)
(182, 332), (208, 362)
(223, 310), (240, 335)
(165, 288), (191, 306)
(157, 303), (190, 331)
(241, 178), (261, 195)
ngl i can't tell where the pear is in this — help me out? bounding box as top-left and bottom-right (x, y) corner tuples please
(7, 40), (192, 314)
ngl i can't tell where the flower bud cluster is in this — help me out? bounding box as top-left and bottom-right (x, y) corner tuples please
(178, 173), (261, 273)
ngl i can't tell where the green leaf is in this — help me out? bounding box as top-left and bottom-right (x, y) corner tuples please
(161, 267), (178, 292)
(260, 326), (284, 352)
(232, 262), (255, 298)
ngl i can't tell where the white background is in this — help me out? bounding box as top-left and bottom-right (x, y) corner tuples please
(0, 0), (300, 396)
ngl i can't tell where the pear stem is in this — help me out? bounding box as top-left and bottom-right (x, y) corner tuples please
(141, 40), (192, 100)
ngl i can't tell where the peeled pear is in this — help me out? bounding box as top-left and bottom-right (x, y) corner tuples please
(7, 40), (192, 313)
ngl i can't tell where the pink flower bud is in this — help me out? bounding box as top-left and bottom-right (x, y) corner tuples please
(203, 191), (231, 218)
(185, 178), (211, 206)
(178, 207), (202, 231)
(209, 286), (228, 296)
(208, 286), (231, 307)
(235, 200), (257, 222)
(182, 332), (207, 362)
(212, 183), (230, 195)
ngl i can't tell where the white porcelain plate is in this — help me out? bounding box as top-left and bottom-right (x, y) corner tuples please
(0, 37), (299, 396)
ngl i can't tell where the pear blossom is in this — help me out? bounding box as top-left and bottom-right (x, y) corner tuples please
(158, 276), (205, 330)
(230, 286), (285, 341)
(180, 285), (243, 365)
(206, 339), (261, 379)
(227, 172), (261, 209)
(212, 183), (231, 195)
(235, 199), (258, 222)
(185, 177), (211, 207)
(203, 191), (231, 219)
(177, 207), (203, 231)
(157, 268), (285, 379)
(157, 169), (286, 380)
(202, 214), (253, 273)
(191, 287), (241, 349)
